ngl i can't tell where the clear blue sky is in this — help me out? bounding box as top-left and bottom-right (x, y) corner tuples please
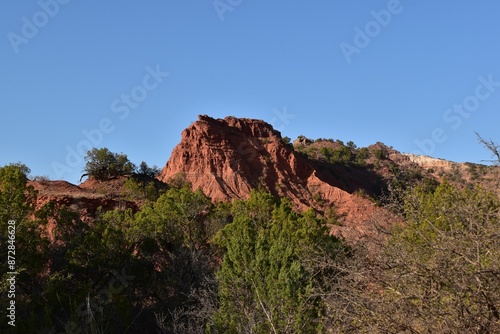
(2, 1), (500, 184)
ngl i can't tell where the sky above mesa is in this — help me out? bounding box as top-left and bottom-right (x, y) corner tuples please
(2, 1), (500, 184)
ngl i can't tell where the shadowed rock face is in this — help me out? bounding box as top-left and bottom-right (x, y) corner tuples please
(27, 177), (139, 242)
(29, 177), (139, 222)
(158, 115), (391, 240)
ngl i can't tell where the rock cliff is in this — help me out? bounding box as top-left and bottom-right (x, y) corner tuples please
(158, 115), (390, 239)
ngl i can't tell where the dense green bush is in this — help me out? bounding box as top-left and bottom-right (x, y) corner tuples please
(213, 190), (342, 333)
(372, 148), (387, 160)
(318, 146), (353, 165)
(136, 161), (161, 178)
(83, 147), (135, 180)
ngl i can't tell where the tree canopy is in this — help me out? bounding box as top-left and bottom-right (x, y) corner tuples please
(83, 147), (135, 180)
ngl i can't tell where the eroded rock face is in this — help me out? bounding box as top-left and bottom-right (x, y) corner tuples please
(160, 116), (308, 200)
(30, 178), (138, 223)
(158, 115), (390, 240)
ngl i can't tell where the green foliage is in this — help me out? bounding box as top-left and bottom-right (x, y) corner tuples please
(126, 185), (216, 330)
(372, 148), (387, 160)
(84, 147), (135, 180)
(124, 177), (161, 202)
(376, 182), (500, 332)
(0, 163), (218, 332)
(167, 172), (192, 188)
(131, 185), (212, 250)
(356, 147), (369, 164)
(213, 190), (340, 333)
(67, 208), (132, 271)
(312, 192), (325, 205)
(346, 140), (357, 149)
(259, 137), (270, 145)
(0, 163), (51, 332)
(0, 163), (45, 269)
(402, 181), (498, 242)
(325, 205), (342, 226)
(137, 161), (161, 178)
(318, 145), (353, 165)
(0, 163), (35, 220)
(323, 180), (500, 333)
(296, 140), (371, 167)
(465, 162), (481, 180)
(205, 201), (233, 242)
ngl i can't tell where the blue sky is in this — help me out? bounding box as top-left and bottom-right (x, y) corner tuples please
(1, 1), (500, 184)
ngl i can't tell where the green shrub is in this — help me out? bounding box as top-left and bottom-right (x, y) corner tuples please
(372, 148), (387, 160)
(83, 148), (135, 180)
(136, 161), (160, 178)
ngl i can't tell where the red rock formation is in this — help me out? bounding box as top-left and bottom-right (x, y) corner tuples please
(30, 177), (138, 224)
(159, 115), (391, 240)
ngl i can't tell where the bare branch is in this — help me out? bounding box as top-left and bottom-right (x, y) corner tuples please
(476, 132), (500, 164)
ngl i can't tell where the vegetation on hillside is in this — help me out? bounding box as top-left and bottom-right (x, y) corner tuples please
(0, 141), (499, 333)
(326, 181), (500, 333)
(83, 147), (160, 180)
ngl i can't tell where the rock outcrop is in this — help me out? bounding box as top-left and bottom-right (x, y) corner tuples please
(30, 177), (138, 224)
(158, 115), (390, 240)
